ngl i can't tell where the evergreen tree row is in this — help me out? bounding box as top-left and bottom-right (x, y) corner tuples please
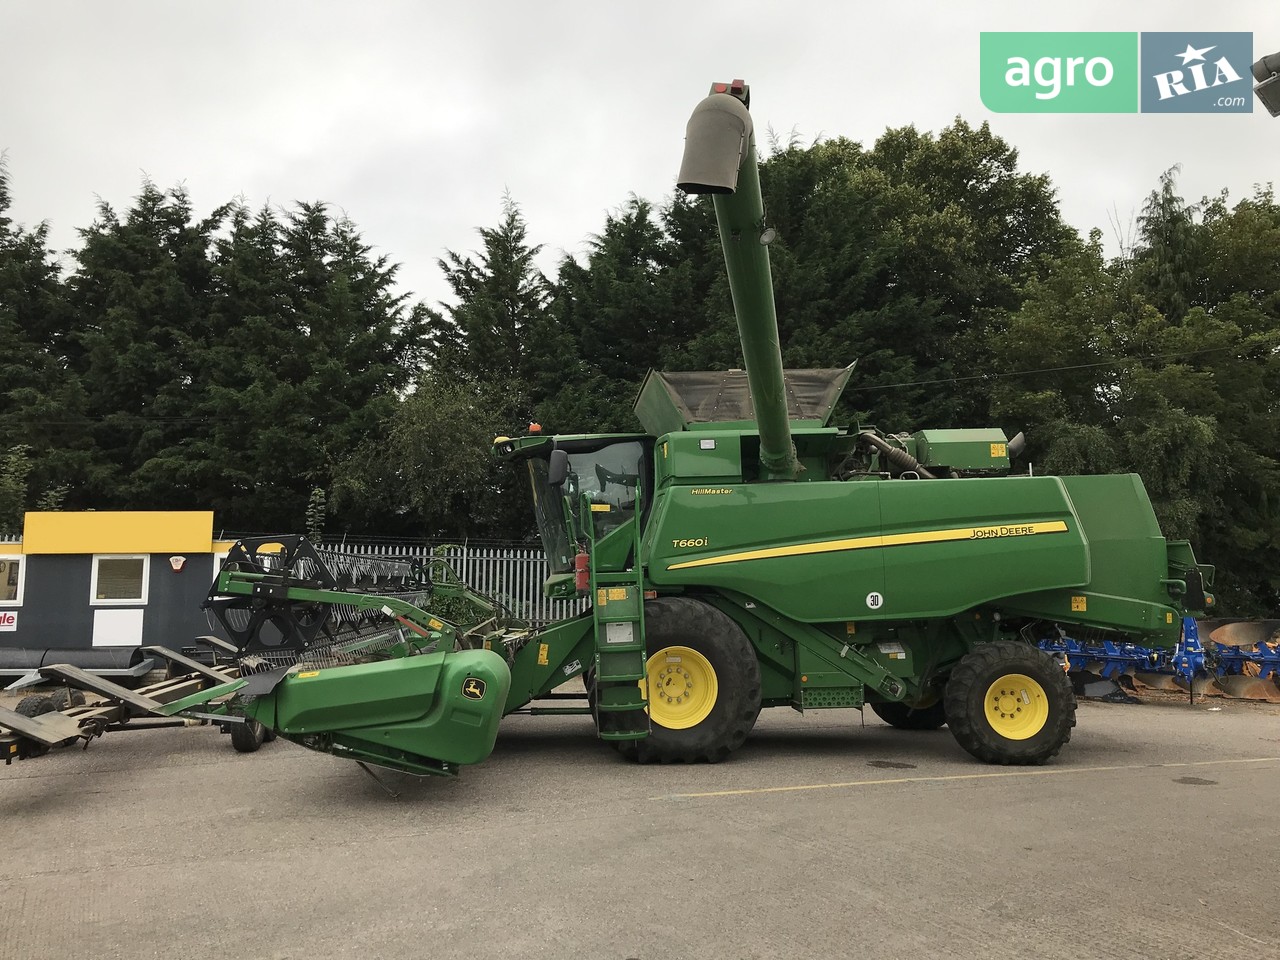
(1, 119), (1275, 613)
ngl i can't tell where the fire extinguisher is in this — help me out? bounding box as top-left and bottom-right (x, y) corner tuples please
(574, 546), (590, 594)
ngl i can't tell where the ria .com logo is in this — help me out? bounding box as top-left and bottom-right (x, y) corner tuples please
(980, 32), (1253, 113)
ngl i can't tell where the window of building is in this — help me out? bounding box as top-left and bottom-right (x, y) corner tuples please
(90, 555), (150, 605)
(0, 556), (24, 605)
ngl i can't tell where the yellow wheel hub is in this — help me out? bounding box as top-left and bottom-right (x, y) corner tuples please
(641, 646), (718, 730)
(984, 673), (1049, 740)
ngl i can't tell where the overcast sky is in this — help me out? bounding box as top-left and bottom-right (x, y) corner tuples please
(2, 1), (1274, 309)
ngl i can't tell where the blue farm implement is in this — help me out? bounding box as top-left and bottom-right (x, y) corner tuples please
(1039, 619), (1280, 703)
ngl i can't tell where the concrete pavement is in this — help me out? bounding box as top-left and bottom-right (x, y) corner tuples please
(2, 697), (1279, 960)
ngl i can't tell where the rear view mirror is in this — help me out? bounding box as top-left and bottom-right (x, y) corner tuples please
(548, 449), (570, 489)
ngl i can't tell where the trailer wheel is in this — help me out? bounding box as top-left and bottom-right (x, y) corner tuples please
(230, 718), (267, 753)
(15, 694), (55, 718)
(944, 641), (1076, 765)
(14, 695), (56, 757)
(616, 597), (760, 764)
(870, 699), (947, 731)
(48, 689), (87, 711)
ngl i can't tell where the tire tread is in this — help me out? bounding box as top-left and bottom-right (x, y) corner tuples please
(617, 597), (761, 765)
(944, 640), (1076, 765)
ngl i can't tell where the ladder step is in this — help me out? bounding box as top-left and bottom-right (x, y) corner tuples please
(595, 700), (648, 712)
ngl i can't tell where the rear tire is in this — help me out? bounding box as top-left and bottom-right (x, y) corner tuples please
(944, 641), (1075, 765)
(615, 597), (761, 764)
(230, 718), (267, 753)
(870, 699), (947, 731)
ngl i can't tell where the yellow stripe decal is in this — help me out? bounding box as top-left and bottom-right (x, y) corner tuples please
(666, 520), (1069, 571)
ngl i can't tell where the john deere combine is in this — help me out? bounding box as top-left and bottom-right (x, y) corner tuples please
(160, 79), (1213, 778)
(5, 80), (1214, 777)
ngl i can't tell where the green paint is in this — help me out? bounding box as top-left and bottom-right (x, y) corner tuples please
(980, 33), (1139, 114)
(245, 650), (510, 776)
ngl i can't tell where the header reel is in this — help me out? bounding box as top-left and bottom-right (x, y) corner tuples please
(204, 535), (435, 659)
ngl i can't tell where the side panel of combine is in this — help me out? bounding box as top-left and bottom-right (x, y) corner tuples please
(1000, 473), (1184, 638)
(646, 475), (1092, 623)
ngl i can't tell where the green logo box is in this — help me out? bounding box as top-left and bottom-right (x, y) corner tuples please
(981, 32), (1139, 113)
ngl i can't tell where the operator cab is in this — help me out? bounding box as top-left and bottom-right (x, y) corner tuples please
(496, 434), (652, 579)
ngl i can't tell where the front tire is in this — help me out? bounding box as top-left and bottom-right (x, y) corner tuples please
(616, 598), (761, 764)
(15, 694), (54, 718)
(944, 641), (1075, 765)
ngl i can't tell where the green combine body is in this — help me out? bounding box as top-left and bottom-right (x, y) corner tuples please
(197, 80), (1212, 779)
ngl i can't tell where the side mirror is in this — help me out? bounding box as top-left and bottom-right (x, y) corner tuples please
(548, 449), (570, 489)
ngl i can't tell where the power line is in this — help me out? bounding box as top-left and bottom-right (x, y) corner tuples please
(847, 341), (1262, 392)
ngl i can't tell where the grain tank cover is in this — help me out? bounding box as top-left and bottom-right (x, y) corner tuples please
(634, 365), (854, 435)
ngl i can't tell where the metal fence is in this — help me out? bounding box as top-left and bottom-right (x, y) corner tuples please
(318, 540), (585, 626)
(0, 532), (579, 625)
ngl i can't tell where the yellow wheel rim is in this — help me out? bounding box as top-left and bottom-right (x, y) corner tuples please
(984, 674), (1049, 740)
(641, 646), (718, 730)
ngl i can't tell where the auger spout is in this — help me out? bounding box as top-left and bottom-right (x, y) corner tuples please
(677, 80), (797, 480)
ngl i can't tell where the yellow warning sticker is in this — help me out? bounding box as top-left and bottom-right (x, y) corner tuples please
(428, 618), (444, 630)
(296, 671), (320, 679)
(1166, 612), (1173, 624)
(537, 643), (549, 666)
(845, 622), (857, 635)
(990, 443), (1007, 458)
(1071, 596), (1087, 612)
(607, 587), (628, 601)
(596, 588), (608, 606)
(590, 503), (611, 512)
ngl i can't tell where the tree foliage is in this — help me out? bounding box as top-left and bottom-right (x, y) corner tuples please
(0, 131), (1275, 612)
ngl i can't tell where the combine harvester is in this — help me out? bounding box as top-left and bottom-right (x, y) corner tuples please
(7, 79), (1266, 781)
